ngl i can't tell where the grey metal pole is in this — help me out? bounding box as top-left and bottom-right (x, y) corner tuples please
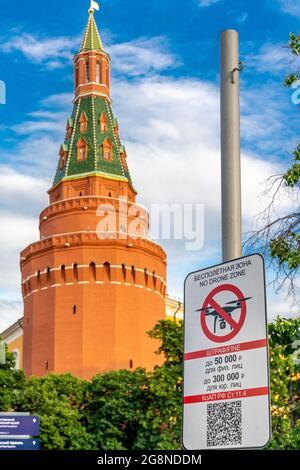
(220, 29), (242, 262)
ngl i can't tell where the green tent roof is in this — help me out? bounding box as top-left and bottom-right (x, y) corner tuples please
(80, 11), (104, 52)
(53, 96), (134, 190)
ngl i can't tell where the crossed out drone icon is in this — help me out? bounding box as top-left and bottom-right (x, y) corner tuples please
(196, 284), (253, 343)
(197, 296), (252, 334)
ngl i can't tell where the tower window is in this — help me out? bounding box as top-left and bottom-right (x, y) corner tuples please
(73, 264), (78, 282)
(80, 121), (87, 133)
(131, 266), (136, 284)
(79, 147), (86, 160)
(104, 149), (111, 161)
(96, 61), (101, 83)
(73, 305), (77, 314)
(153, 272), (157, 290)
(37, 270), (41, 288)
(122, 264), (126, 282)
(102, 137), (113, 161)
(79, 112), (88, 133)
(85, 61), (89, 83)
(77, 138), (88, 161)
(59, 144), (68, 169)
(99, 112), (108, 133)
(66, 119), (73, 139)
(89, 262), (96, 282)
(103, 262), (111, 282)
(46, 267), (51, 286)
(60, 155), (66, 169)
(61, 265), (66, 284)
(75, 66), (79, 88)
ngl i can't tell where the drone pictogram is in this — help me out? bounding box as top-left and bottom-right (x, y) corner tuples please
(197, 284), (252, 343)
(196, 296), (252, 334)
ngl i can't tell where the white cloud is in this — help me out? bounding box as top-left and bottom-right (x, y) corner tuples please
(41, 93), (72, 108)
(1, 135), (61, 178)
(276, 0), (300, 18)
(0, 166), (48, 217)
(198, 0), (221, 7)
(246, 43), (293, 74)
(108, 37), (178, 77)
(240, 82), (298, 155)
(0, 301), (23, 333)
(112, 76), (284, 228)
(0, 31), (177, 77)
(0, 210), (38, 303)
(0, 33), (79, 69)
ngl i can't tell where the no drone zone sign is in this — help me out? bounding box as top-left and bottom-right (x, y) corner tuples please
(183, 254), (271, 450)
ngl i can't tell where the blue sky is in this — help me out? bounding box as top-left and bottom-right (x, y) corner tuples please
(0, 0), (299, 329)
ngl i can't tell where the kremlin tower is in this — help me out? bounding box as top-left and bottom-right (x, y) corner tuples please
(20, 4), (167, 379)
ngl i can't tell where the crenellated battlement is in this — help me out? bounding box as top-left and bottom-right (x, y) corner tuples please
(39, 196), (149, 239)
(21, 262), (166, 300)
(20, 231), (166, 260)
(40, 195), (147, 221)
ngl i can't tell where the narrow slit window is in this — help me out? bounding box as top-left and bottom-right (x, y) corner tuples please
(85, 61), (89, 83)
(96, 61), (101, 83)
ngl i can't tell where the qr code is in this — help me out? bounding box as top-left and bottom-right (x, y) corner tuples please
(207, 400), (242, 447)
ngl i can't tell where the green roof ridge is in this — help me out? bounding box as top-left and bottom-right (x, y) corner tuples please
(80, 11), (104, 52)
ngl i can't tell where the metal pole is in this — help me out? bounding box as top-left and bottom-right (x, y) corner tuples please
(220, 29), (242, 263)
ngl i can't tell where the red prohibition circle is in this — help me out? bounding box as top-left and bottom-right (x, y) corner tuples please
(200, 284), (246, 343)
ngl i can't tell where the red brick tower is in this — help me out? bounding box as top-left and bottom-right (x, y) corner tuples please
(20, 6), (167, 379)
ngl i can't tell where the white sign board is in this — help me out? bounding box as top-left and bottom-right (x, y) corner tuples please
(183, 254), (271, 450)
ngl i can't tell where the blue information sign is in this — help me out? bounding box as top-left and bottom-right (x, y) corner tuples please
(0, 439), (40, 450)
(0, 416), (40, 436)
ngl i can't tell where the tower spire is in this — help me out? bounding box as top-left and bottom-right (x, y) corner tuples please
(51, 5), (135, 195)
(80, 2), (103, 52)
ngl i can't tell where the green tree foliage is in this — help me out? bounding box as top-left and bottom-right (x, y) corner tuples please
(17, 373), (94, 450)
(0, 318), (299, 449)
(84, 369), (151, 450)
(145, 320), (183, 449)
(268, 317), (300, 449)
(84, 321), (184, 450)
(0, 340), (25, 411)
(246, 32), (300, 302)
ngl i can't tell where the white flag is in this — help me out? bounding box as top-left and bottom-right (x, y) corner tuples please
(91, 1), (100, 11)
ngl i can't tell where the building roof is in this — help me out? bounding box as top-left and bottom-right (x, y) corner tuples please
(53, 97), (134, 188)
(0, 318), (23, 342)
(80, 9), (104, 52)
